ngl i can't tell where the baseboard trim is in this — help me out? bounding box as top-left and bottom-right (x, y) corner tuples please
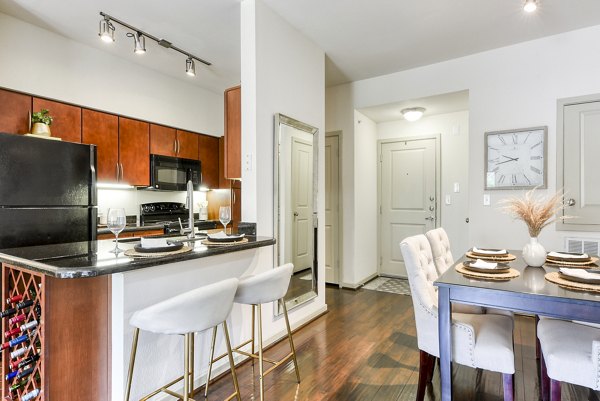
(341, 271), (379, 290)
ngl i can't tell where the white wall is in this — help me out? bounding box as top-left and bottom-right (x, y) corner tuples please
(352, 111), (378, 284)
(0, 12), (223, 135)
(327, 24), (600, 262)
(240, 0), (326, 342)
(378, 111), (470, 257)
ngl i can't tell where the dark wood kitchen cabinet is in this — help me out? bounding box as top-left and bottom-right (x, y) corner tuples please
(119, 117), (150, 186)
(82, 109), (119, 181)
(150, 124), (177, 156)
(231, 180), (241, 230)
(33, 98), (81, 142)
(0, 88), (31, 134)
(224, 86), (241, 179)
(175, 129), (199, 160)
(198, 134), (220, 189)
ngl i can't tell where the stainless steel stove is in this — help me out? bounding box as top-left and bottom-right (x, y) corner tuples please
(139, 202), (217, 233)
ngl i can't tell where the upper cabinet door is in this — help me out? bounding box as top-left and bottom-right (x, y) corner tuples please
(0, 89), (31, 134)
(224, 86), (241, 179)
(82, 109), (119, 182)
(150, 124), (176, 157)
(119, 117), (149, 186)
(198, 134), (219, 189)
(176, 129), (199, 160)
(560, 100), (600, 229)
(33, 98), (81, 143)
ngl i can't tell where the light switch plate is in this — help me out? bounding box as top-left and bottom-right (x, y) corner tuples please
(483, 194), (491, 206)
(445, 195), (452, 205)
(453, 182), (460, 193)
(244, 153), (253, 172)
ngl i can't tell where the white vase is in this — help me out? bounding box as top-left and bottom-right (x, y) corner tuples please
(522, 237), (546, 267)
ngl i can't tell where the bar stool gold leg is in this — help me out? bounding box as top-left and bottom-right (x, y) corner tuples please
(280, 299), (301, 383)
(222, 321), (242, 401)
(124, 328), (140, 401)
(257, 304), (265, 401)
(183, 333), (191, 401)
(204, 326), (218, 397)
(251, 304), (256, 357)
(189, 333), (195, 396)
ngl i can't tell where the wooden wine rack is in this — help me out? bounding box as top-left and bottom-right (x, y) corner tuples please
(1, 264), (44, 401)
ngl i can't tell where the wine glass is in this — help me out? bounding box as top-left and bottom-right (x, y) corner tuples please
(219, 206), (231, 235)
(107, 208), (126, 254)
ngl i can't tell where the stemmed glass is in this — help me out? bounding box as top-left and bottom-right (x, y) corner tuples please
(219, 206), (231, 235)
(107, 208), (126, 254)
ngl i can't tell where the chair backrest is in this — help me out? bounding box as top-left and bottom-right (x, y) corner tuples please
(400, 235), (440, 355)
(130, 278), (239, 335)
(425, 227), (454, 276)
(234, 263), (294, 305)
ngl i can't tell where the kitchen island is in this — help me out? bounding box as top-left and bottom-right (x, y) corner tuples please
(0, 236), (275, 401)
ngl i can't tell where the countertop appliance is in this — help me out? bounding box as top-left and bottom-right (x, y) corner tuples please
(149, 155), (201, 191)
(139, 202), (217, 234)
(0, 133), (97, 249)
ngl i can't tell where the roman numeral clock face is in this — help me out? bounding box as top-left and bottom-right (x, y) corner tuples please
(485, 127), (546, 189)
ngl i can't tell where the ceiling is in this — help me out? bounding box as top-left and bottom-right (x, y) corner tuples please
(2, 1), (600, 91)
(359, 90), (469, 123)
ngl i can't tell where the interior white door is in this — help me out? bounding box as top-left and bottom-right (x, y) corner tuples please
(563, 101), (600, 226)
(291, 137), (314, 273)
(380, 138), (437, 277)
(325, 135), (340, 284)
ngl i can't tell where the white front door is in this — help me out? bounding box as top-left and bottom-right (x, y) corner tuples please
(325, 134), (340, 284)
(291, 137), (314, 273)
(379, 138), (438, 277)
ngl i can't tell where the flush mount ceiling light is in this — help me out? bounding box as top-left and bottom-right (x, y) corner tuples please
(126, 32), (146, 54)
(401, 107), (426, 122)
(186, 57), (196, 76)
(523, 0), (538, 13)
(98, 12), (211, 76)
(98, 16), (115, 43)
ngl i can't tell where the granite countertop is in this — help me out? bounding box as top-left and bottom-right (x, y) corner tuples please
(0, 236), (275, 279)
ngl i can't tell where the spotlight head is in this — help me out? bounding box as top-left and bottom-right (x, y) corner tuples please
(186, 57), (196, 77)
(99, 17), (115, 43)
(127, 32), (146, 54)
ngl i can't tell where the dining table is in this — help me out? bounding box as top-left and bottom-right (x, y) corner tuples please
(434, 250), (600, 401)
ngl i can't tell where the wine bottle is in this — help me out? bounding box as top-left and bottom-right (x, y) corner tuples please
(9, 379), (28, 392)
(6, 366), (34, 381)
(9, 314), (26, 325)
(10, 346), (29, 359)
(10, 353), (39, 370)
(16, 299), (34, 311)
(6, 294), (23, 305)
(21, 320), (38, 332)
(1, 307), (17, 318)
(1, 333), (30, 350)
(5, 327), (21, 337)
(21, 389), (40, 401)
(34, 303), (41, 319)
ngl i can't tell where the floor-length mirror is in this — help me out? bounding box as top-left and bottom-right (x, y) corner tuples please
(274, 113), (318, 314)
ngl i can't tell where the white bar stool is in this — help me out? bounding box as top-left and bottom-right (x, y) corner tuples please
(205, 263), (300, 401)
(124, 278), (241, 401)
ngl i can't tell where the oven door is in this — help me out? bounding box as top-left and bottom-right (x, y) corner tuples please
(150, 155), (201, 191)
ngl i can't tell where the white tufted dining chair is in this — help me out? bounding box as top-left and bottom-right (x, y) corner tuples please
(400, 235), (515, 401)
(537, 318), (600, 401)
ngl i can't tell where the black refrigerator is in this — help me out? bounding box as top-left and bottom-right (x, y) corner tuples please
(0, 132), (97, 249)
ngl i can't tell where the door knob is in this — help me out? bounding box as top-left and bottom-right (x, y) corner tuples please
(429, 196), (435, 202)
(429, 206), (435, 211)
(425, 216), (435, 221)
(567, 198), (576, 207)
(293, 212), (299, 217)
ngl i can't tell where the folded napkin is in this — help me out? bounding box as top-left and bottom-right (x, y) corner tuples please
(208, 232), (245, 240)
(472, 247), (507, 255)
(559, 268), (600, 280)
(140, 238), (169, 248)
(470, 259), (498, 270)
(548, 251), (589, 259)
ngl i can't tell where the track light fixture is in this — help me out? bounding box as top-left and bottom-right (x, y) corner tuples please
(524, 0), (538, 12)
(126, 32), (146, 54)
(98, 16), (115, 43)
(98, 12), (211, 76)
(186, 57), (196, 76)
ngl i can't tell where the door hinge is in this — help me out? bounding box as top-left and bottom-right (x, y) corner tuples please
(379, 153), (383, 163)
(379, 205), (382, 214)
(380, 256), (383, 266)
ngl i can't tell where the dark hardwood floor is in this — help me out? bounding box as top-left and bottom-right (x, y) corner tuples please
(202, 285), (599, 401)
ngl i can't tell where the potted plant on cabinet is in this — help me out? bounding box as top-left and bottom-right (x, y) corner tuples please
(30, 109), (53, 137)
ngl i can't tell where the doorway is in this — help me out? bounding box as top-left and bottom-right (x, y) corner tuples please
(378, 135), (440, 277)
(325, 132), (341, 284)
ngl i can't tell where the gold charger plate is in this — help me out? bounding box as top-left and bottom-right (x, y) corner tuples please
(545, 256), (599, 268)
(465, 251), (516, 262)
(545, 271), (600, 293)
(124, 246), (193, 258)
(455, 264), (520, 280)
(202, 238), (249, 246)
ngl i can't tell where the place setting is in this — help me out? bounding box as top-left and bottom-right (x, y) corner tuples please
(456, 258), (520, 280)
(201, 206), (248, 246)
(544, 251), (599, 268)
(123, 237), (193, 258)
(465, 247), (517, 262)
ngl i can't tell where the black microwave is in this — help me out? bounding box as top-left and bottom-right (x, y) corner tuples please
(150, 155), (201, 191)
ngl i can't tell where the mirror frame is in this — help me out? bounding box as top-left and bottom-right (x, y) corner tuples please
(274, 113), (319, 315)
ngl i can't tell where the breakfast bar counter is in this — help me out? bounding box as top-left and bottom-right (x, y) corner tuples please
(0, 237), (275, 401)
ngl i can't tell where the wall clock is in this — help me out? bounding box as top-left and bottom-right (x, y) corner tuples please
(484, 126), (547, 190)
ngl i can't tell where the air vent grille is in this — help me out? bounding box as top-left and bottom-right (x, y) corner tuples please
(565, 237), (600, 256)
